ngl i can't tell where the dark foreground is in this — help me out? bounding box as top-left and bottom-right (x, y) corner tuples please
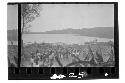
(21, 41), (114, 67)
(8, 45), (18, 67)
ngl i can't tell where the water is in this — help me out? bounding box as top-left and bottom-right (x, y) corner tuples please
(22, 34), (114, 45)
(8, 41), (18, 45)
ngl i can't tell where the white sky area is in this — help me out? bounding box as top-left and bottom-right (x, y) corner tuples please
(7, 4), (114, 31)
(31, 4), (114, 32)
(7, 5), (18, 30)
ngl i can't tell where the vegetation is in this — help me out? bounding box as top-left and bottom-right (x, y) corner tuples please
(21, 4), (41, 33)
(8, 45), (18, 67)
(21, 4), (41, 67)
(8, 4), (41, 67)
(21, 41), (115, 67)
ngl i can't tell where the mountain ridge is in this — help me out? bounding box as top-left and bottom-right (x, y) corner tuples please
(7, 29), (18, 41)
(25, 27), (114, 39)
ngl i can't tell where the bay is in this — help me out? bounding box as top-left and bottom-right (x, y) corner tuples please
(22, 34), (113, 45)
(8, 41), (18, 45)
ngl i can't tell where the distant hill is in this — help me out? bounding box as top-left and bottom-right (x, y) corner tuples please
(25, 27), (114, 39)
(7, 29), (18, 41)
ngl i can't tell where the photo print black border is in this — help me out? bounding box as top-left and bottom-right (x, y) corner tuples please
(8, 2), (119, 80)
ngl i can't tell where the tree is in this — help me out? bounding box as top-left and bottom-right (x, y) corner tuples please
(21, 4), (41, 33)
(21, 4), (41, 66)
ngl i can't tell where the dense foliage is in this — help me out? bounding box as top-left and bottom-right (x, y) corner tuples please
(21, 41), (114, 67)
(8, 45), (18, 67)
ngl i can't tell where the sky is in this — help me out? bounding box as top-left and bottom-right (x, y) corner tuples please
(7, 5), (18, 30)
(30, 4), (114, 32)
(7, 4), (114, 31)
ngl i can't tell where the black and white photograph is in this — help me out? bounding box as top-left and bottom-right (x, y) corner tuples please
(7, 2), (119, 80)
(20, 4), (115, 67)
